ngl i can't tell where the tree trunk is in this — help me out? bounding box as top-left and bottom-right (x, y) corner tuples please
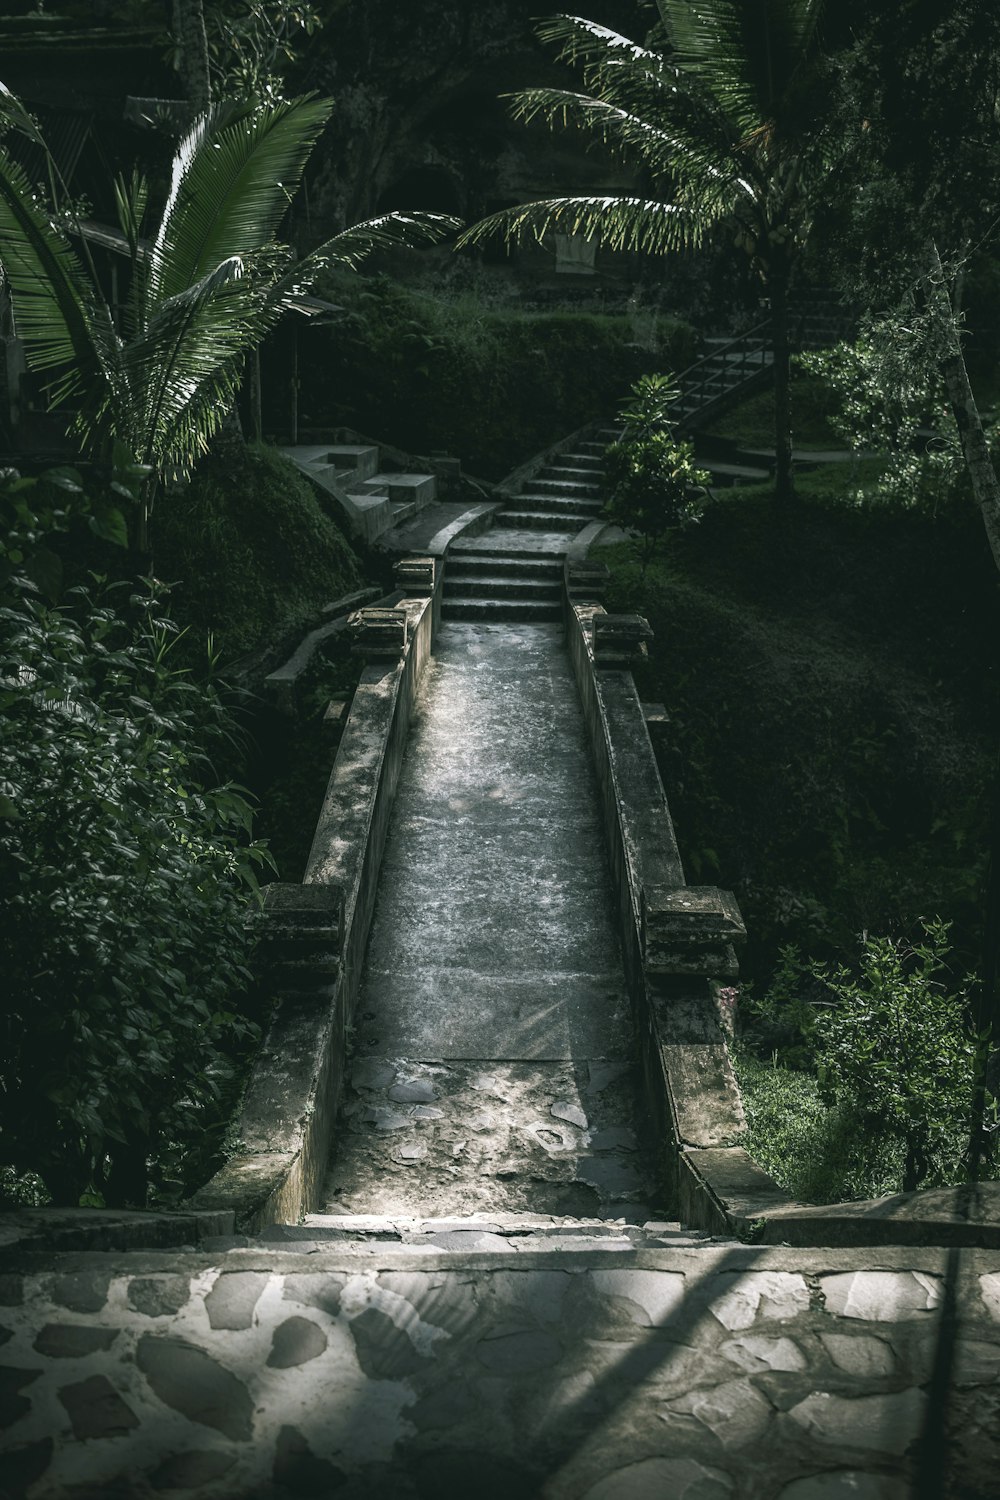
(925, 242), (1000, 1177)
(926, 241), (1000, 573)
(173, 0), (213, 113)
(769, 257), (795, 508)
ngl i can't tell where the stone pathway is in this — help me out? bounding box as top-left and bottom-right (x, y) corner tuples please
(322, 621), (657, 1221)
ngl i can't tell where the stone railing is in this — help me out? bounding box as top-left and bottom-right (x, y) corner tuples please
(565, 594), (1000, 1247)
(190, 561), (442, 1231)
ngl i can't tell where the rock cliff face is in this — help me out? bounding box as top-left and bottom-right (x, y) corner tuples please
(293, 0), (648, 235)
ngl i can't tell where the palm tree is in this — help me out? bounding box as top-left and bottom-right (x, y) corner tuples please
(0, 86), (458, 549)
(458, 0), (832, 507)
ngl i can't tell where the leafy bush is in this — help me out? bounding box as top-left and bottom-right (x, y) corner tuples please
(155, 442), (362, 660)
(731, 1050), (906, 1203)
(733, 923), (988, 1200)
(302, 272), (698, 478)
(800, 312), (970, 515)
(811, 922), (978, 1191)
(0, 578), (271, 1206)
(604, 374), (710, 566)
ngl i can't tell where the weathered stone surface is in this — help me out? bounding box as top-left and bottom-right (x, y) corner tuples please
(821, 1271), (941, 1321)
(951, 1337), (1000, 1386)
(273, 1424), (348, 1494)
(282, 1273), (345, 1315)
(710, 1271), (810, 1331)
(589, 1268), (686, 1327)
(819, 1333), (895, 1378)
(57, 1374), (139, 1439)
(267, 1315), (328, 1368)
(720, 1334), (806, 1373)
(474, 1327), (562, 1374)
(150, 1449), (236, 1490)
(322, 1055), (655, 1221)
(389, 1078), (436, 1104)
(33, 1323), (118, 1358)
(50, 1270), (110, 1313)
(0, 1325), (11, 1348)
(136, 1335), (253, 1440)
(127, 1275), (191, 1317)
(408, 1379), (479, 1430)
(777, 1475), (908, 1500)
(349, 1305), (432, 1379)
(0, 1275), (24, 1306)
(551, 1101), (588, 1129)
(980, 1272), (1000, 1322)
(668, 1376), (774, 1450)
(0, 1363), (42, 1429)
(1, 1437), (53, 1493)
(204, 1270), (270, 1330)
(581, 1456), (734, 1499)
(787, 1388), (926, 1455)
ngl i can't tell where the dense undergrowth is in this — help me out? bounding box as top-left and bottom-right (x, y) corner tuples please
(0, 444), (371, 1209)
(155, 442), (363, 662)
(300, 270), (698, 478)
(597, 456), (1000, 1200)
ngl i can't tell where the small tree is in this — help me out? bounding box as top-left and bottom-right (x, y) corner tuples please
(812, 921), (981, 1192)
(603, 373), (709, 569)
(0, 87), (458, 551)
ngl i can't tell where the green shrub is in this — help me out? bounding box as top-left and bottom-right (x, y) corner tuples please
(0, 578), (271, 1206)
(734, 923), (984, 1199)
(155, 442), (362, 660)
(604, 374), (710, 566)
(812, 922), (977, 1191)
(732, 1049), (906, 1203)
(303, 273), (698, 478)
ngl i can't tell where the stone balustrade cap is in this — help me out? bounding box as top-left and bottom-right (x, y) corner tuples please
(643, 885), (746, 945)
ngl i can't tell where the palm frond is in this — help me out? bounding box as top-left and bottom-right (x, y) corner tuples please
(0, 143), (119, 402)
(657, 0), (825, 130)
(535, 15), (666, 75)
(508, 87), (754, 206)
(124, 261), (276, 467)
(279, 210), (461, 282)
(152, 94), (332, 303)
(456, 195), (700, 257)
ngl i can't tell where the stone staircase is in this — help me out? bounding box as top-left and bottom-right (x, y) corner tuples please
(496, 445), (606, 533)
(441, 547), (564, 622)
(282, 441), (438, 542)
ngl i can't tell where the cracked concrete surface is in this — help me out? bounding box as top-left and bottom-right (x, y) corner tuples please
(328, 623), (659, 1219)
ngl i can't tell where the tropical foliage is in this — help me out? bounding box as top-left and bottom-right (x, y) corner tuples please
(458, 0), (835, 504)
(0, 85), (458, 548)
(0, 567), (272, 1207)
(603, 373), (709, 565)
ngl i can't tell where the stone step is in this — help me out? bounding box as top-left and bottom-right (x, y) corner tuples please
(371, 471), (437, 507)
(441, 597), (564, 622)
(451, 534), (569, 559)
(445, 554), (562, 578)
(557, 451), (604, 470)
(514, 493), (604, 515)
(533, 471), (603, 495)
(499, 509), (591, 533)
(311, 443), (381, 482)
(443, 575), (561, 601)
(265, 1214), (721, 1253)
(576, 440), (611, 457)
